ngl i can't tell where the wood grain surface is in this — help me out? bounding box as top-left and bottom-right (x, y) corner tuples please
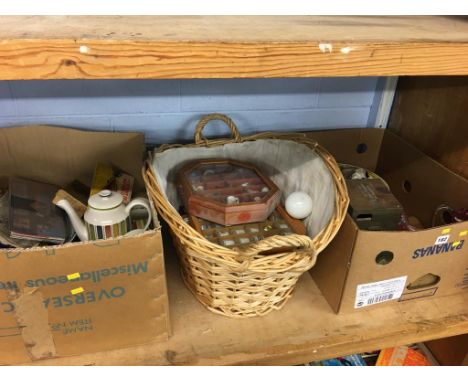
(425, 334), (468, 365)
(17, 246), (468, 366)
(388, 76), (468, 179)
(1, 16), (468, 79)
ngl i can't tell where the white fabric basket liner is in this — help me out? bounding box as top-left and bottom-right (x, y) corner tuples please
(152, 139), (335, 238)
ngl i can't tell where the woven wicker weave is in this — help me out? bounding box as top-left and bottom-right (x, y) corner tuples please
(143, 114), (349, 318)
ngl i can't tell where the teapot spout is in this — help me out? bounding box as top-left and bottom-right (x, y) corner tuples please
(56, 199), (88, 242)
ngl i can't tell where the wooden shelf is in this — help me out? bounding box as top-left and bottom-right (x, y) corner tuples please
(1, 16), (468, 79)
(3, 15), (467, 365)
(23, 250), (468, 366)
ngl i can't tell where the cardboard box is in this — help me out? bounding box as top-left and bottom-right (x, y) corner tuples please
(308, 128), (467, 314)
(0, 126), (170, 364)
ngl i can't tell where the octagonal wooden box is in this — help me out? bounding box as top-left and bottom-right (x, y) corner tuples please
(177, 158), (281, 226)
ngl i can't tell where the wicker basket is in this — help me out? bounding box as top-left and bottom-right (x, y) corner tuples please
(143, 114), (348, 318)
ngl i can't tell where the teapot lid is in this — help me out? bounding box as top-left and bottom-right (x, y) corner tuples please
(88, 190), (123, 210)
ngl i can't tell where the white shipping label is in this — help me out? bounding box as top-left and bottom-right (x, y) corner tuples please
(435, 235), (450, 245)
(354, 276), (407, 309)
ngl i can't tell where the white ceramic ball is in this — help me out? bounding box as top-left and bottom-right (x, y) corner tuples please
(285, 191), (313, 219)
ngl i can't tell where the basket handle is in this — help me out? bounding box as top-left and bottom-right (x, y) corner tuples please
(194, 113), (242, 145)
(232, 234), (317, 272)
(237, 234), (316, 259)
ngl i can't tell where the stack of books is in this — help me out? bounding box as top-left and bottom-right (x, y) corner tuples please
(8, 177), (68, 244)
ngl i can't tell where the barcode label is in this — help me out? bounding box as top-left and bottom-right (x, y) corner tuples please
(355, 276), (407, 309)
(367, 293), (394, 305)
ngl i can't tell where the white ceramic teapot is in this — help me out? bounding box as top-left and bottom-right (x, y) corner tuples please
(57, 189), (151, 242)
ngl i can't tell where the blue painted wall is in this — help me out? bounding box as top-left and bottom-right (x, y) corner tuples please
(0, 77), (383, 144)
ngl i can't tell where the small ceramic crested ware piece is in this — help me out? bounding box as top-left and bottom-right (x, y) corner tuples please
(56, 189), (152, 241)
(226, 195), (240, 205)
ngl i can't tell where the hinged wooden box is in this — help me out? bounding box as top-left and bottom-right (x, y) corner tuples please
(177, 158), (281, 226)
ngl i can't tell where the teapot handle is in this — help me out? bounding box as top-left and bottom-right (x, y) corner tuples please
(125, 197), (152, 233)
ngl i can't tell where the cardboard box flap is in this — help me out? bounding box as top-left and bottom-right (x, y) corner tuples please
(0, 125), (146, 191)
(311, 216), (359, 312)
(306, 128), (384, 171)
(377, 131), (468, 227)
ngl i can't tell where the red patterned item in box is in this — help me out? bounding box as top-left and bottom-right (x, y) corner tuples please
(177, 159), (281, 226)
